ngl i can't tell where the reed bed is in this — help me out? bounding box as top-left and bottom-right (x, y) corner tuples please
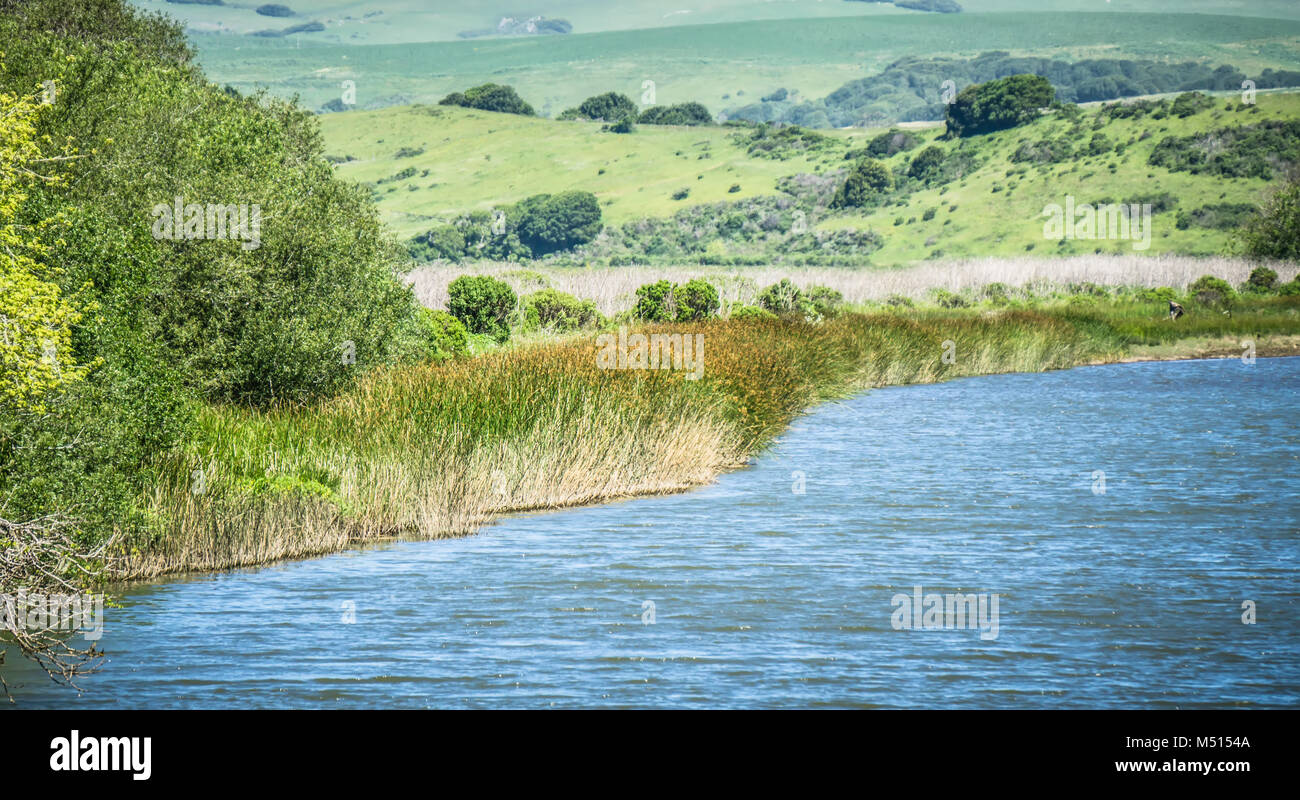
(406, 256), (1300, 314)
(122, 301), (1294, 578)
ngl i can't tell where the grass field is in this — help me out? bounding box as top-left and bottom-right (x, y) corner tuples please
(321, 89), (1300, 262)
(192, 12), (1300, 117)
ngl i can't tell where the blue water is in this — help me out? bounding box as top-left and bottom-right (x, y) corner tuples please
(5, 357), (1299, 708)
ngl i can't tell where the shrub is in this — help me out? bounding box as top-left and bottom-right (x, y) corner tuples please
(674, 278), (721, 321)
(1246, 266), (1279, 292)
(867, 129), (921, 157)
(907, 146), (946, 181)
(931, 289), (970, 308)
(447, 275), (517, 342)
(1188, 275), (1236, 310)
(633, 280), (676, 321)
(729, 303), (776, 321)
(804, 285), (844, 318)
(831, 158), (892, 208)
(521, 288), (600, 332)
(758, 279), (803, 314)
(415, 308), (468, 360)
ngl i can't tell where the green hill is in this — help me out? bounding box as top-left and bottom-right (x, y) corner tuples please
(320, 89), (1300, 264)
(195, 12), (1300, 117)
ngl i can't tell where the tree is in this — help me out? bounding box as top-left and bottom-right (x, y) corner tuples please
(516, 191), (603, 255)
(945, 74), (1055, 137)
(832, 158), (893, 208)
(0, 91), (89, 414)
(638, 102), (713, 126)
(570, 91), (637, 121)
(1238, 176), (1300, 260)
(907, 145), (945, 181)
(439, 83), (535, 116)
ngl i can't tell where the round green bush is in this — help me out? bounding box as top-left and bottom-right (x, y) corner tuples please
(447, 275), (517, 342)
(674, 278), (720, 321)
(522, 288), (601, 332)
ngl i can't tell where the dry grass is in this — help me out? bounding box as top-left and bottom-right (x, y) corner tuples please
(407, 256), (1300, 314)
(121, 310), (1122, 578)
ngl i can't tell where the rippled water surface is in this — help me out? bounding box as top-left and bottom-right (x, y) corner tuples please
(6, 357), (1299, 708)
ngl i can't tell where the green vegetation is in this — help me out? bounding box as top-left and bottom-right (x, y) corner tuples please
(447, 275), (517, 342)
(639, 102), (713, 126)
(190, 11), (1300, 118)
(945, 74), (1056, 137)
(439, 83), (535, 116)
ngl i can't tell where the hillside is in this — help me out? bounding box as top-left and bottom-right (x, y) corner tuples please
(320, 89), (1300, 265)
(193, 12), (1300, 117)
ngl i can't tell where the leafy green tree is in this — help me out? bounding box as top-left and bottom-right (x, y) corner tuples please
(1238, 176), (1300, 260)
(447, 275), (517, 342)
(907, 145), (945, 181)
(439, 83), (535, 116)
(516, 191), (603, 255)
(638, 102), (713, 126)
(570, 92), (637, 121)
(945, 74), (1055, 137)
(832, 158), (893, 208)
(0, 91), (90, 414)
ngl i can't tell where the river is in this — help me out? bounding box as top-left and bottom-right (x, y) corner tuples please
(5, 357), (1298, 708)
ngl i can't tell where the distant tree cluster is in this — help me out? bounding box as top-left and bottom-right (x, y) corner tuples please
(409, 191), (602, 262)
(439, 83), (535, 116)
(1149, 119), (1300, 180)
(726, 51), (1299, 128)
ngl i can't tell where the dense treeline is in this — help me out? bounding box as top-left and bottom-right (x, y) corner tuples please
(0, 0), (441, 560)
(727, 51), (1300, 128)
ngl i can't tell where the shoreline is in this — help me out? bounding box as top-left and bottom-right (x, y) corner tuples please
(111, 332), (1300, 586)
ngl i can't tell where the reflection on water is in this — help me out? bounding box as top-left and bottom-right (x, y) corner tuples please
(5, 357), (1298, 708)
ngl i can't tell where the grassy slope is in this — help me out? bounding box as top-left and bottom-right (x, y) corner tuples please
(192, 12), (1300, 115)
(320, 104), (851, 234)
(321, 90), (1300, 260)
(824, 91), (1300, 264)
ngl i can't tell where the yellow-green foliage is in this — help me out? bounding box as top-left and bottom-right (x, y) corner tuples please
(0, 88), (89, 413)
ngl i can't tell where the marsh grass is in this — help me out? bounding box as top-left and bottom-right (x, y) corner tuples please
(408, 257), (1299, 315)
(122, 299), (1295, 578)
